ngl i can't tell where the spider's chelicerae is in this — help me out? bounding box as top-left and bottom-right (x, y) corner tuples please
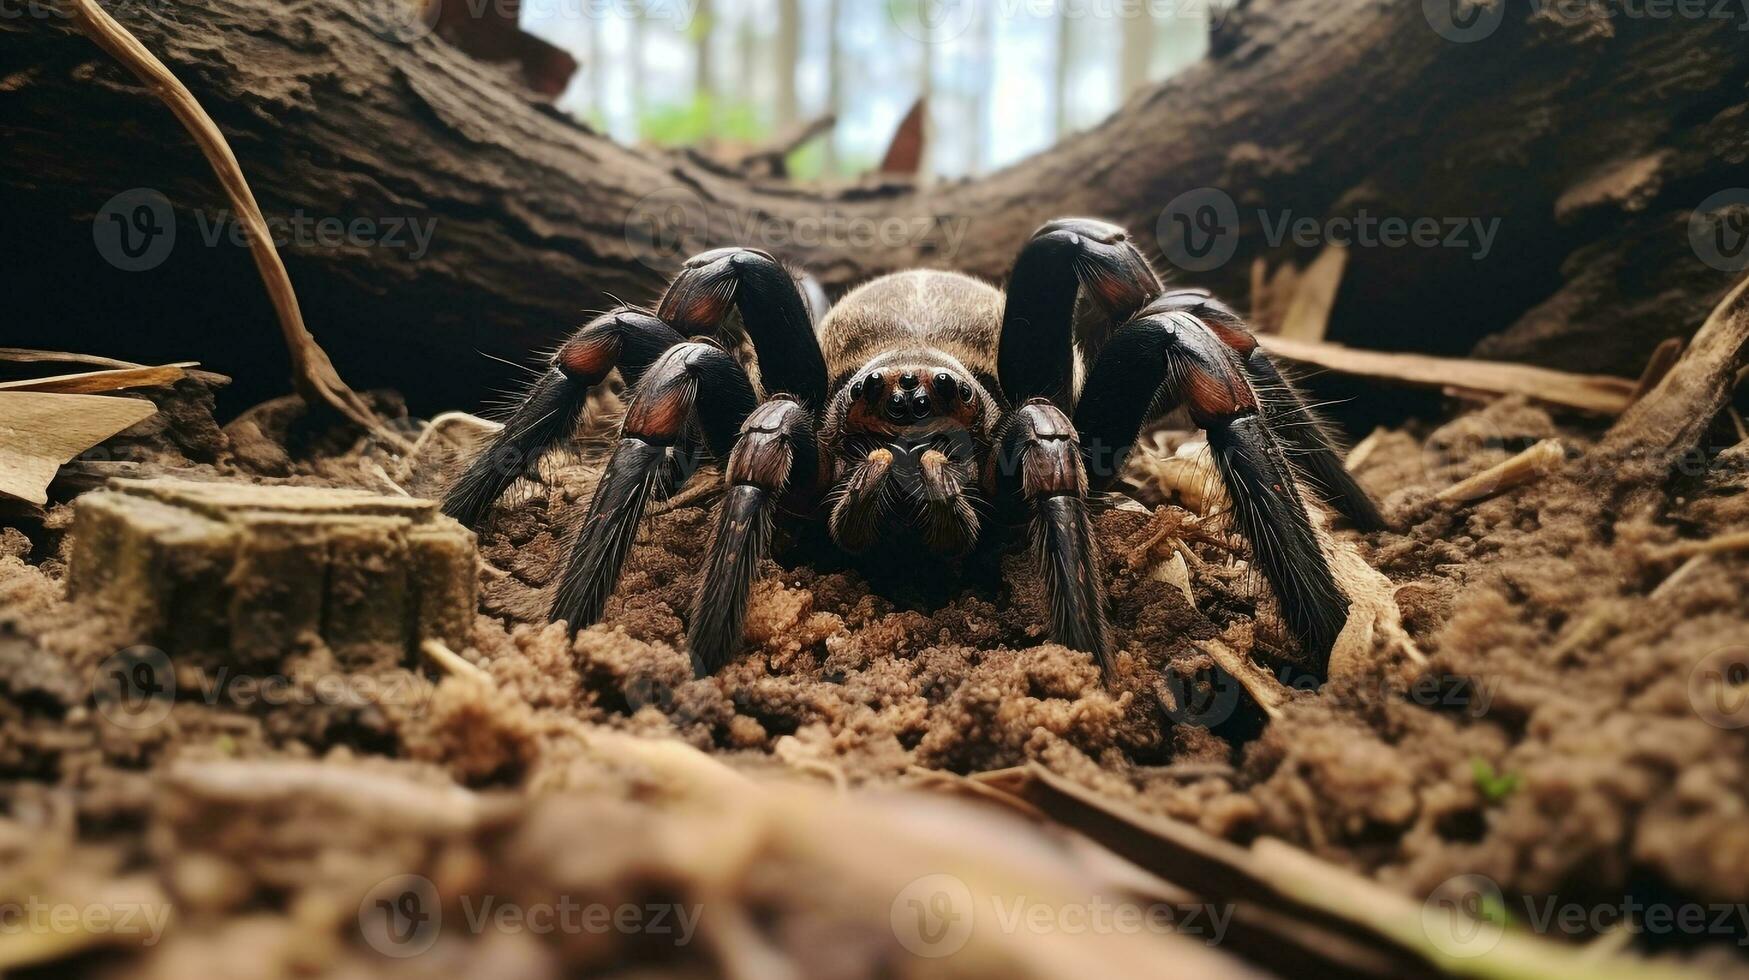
(443, 218), (1385, 678)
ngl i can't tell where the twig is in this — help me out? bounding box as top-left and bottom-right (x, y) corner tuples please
(1199, 639), (1288, 719)
(1257, 335), (1637, 415)
(68, 0), (409, 451)
(1435, 439), (1566, 503)
(1650, 530), (1749, 562)
(420, 638), (494, 687)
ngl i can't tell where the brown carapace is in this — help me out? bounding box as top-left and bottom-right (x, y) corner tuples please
(443, 219), (1385, 678)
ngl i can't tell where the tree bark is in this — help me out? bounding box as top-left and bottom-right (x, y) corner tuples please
(4, 0), (1746, 419)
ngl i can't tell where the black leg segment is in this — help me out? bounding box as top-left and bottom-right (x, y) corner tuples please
(995, 400), (1113, 674)
(997, 218), (1161, 410)
(1075, 305), (1350, 668)
(550, 342), (758, 634)
(1151, 289), (1385, 531)
(687, 397), (818, 676)
(441, 309), (684, 530)
(657, 247), (828, 410)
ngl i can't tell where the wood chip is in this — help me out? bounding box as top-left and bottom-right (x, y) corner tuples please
(1257, 335), (1637, 414)
(0, 392), (156, 505)
(1277, 243), (1347, 342)
(1199, 638), (1287, 718)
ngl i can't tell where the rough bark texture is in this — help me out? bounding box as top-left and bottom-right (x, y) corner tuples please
(4, 0), (1746, 417)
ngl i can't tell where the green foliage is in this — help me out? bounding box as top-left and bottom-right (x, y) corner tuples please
(1471, 757), (1520, 803)
(639, 94), (764, 146)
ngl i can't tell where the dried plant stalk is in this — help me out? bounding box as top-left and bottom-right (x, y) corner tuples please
(68, 0), (407, 450)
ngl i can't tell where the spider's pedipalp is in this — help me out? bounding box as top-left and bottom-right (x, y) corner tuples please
(688, 397), (817, 676)
(828, 447), (895, 554)
(995, 399), (1113, 674)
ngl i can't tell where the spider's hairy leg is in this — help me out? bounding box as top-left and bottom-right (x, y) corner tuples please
(994, 400), (1113, 674)
(658, 247), (828, 409)
(551, 342), (756, 634)
(828, 447), (895, 554)
(441, 309), (683, 530)
(1155, 289), (1387, 531)
(688, 397), (819, 676)
(1075, 305), (1349, 669)
(997, 218), (1162, 410)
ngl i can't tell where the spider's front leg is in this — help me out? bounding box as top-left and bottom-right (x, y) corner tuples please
(443, 246), (824, 532)
(1075, 300), (1350, 668)
(550, 342), (757, 632)
(686, 397), (821, 675)
(998, 220), (1384, 531)
(442, 309), (684, 530)
(992, 400), (1113, 673)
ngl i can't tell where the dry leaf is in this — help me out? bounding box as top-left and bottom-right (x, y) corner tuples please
(0, 392), (156, 504)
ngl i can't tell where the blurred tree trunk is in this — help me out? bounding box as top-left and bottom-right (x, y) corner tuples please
(775, 0), (800, 128)
(969, 6), (995, 173)
(1052, 11), (1074, 137)
(6, 0), (1747, 417)
(1119, 10), (1154, 98)
(823, 0), (842, 171)
(628, 7), (646, 122)
(694, 0), (713, 105)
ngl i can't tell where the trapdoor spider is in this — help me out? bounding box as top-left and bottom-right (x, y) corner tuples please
(443, 218), (1384, 678)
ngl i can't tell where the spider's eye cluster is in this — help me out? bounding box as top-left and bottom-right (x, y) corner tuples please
(848, 368), (979, 424)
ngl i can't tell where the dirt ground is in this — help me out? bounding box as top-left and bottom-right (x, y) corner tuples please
(2, 373), (1747, 977)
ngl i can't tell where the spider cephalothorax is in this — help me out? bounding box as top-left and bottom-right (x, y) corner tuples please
(443, 220), (1385, 679)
